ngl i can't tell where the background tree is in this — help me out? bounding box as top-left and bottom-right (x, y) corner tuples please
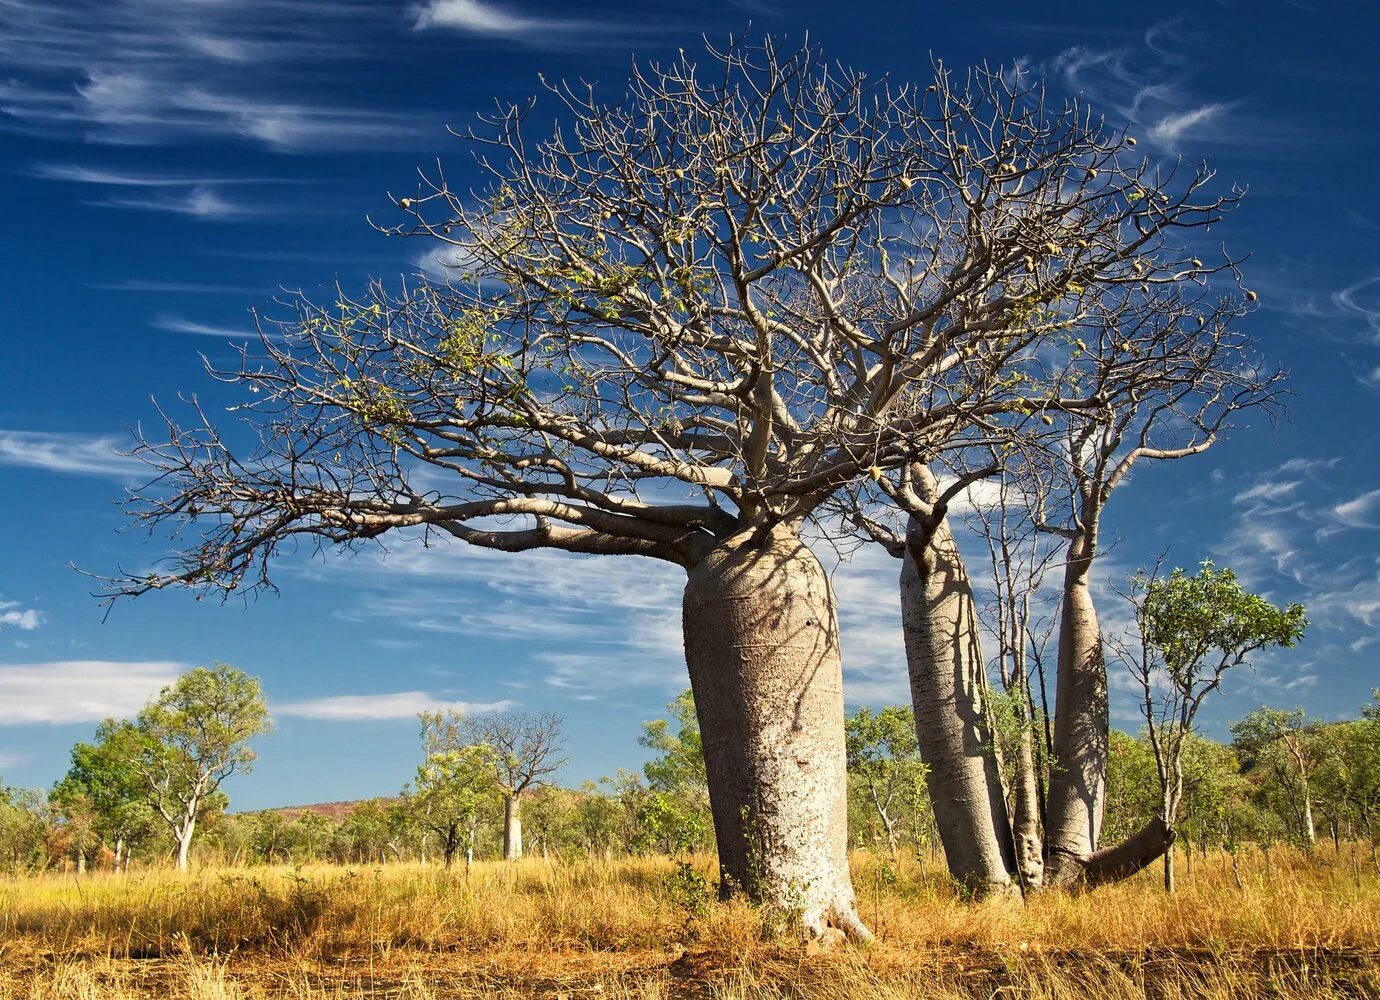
(845, 705), (925, 858)
(54, 720), (158, 873)
(1111, 561), (1306, 889)
(1232, 707), (1322, 847)
(440, 711), (565, 862)
(639, 691), (711, 848)
(1313, 712), (1380, 847)
(131, 664), (271, 870)
(407, 714), (499, 871)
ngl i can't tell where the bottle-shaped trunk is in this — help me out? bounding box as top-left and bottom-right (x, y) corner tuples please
(1044, 539), (1109, 886)
(683, 524), (872, 943)
(503, 794), (524, 861)
(900, 512), (1018, 896)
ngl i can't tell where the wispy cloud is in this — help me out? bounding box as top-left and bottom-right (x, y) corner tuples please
(90, 279), (267, 295)
(1332, 489), (1380, 530)
(412, 0), (663, 50)
(96, 185), (251, 219)
(1038, 22), (1256, 153)
(0, 0), (431, 149)
(0, 660), (182, 725)
(275, 691), (516, 720)
(152, 314), (258, 339)
(1333, 274), (1380, 345)
(0, 429), (144, 478)
(31, 163), (267, 187)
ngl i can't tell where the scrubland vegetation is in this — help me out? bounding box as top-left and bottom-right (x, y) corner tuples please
(2, 848), (1378, 999)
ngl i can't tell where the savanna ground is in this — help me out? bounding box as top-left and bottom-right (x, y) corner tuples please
(1, 846), (1377, 999)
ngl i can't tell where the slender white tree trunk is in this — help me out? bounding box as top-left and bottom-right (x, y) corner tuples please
(900, 507), (1018, 897)
(1011, 722), (1045, 890)
(114, 837), (125, 875)
(175, 819), (195, 872)
(1301, 785), (1317, 847)
(503, 794), (524, 861)
(683, 524), (872, 943)
(1044, 535), (1109, 887)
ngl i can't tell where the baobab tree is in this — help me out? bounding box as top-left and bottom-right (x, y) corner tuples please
(852, 283), (1281, 892)
(103, 37), (1246, 936)
(1034, 289), (1283, 887)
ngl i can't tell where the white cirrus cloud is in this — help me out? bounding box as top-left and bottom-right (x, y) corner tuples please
(411, 0), (665, 51)
(0, 1), (432, 149)
(414, 0), (587, 38)
(275, 691), (516, 720)
(0, 429), (145, 478)
(1332, 489), (1380, 530)
(0, 660), (183, 725)
(151, 314), (259, 339)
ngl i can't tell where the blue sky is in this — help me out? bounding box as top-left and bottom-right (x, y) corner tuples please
(1, 0), (1377, 810)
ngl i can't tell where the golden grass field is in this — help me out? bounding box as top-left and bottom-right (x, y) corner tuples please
(1, 846), (1377, 999)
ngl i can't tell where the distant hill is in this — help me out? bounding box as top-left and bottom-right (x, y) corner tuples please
(237, 798), (399, 822)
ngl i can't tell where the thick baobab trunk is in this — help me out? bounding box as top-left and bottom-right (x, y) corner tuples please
(503, 794), (524, 861)
(683, 523), (872, 943)
(1044, 535), (1109, 887)
(900, 509), (1018, 897)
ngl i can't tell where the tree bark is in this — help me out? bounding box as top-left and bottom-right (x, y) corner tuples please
(1301, 785), (1317, 847)
(503, 794), (524, 861)
(1010, 722), (1045, 890)
(175, 819), (195, 872)
(683, 523), (872, 943)
(900, 510), (1019, 897)
(1163, 841), (1176, 894)
(1044, 533), (1110, 887)
(1081, 816), (1175, 886)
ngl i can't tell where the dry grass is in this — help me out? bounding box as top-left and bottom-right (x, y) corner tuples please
(1, 845), (1376, 998)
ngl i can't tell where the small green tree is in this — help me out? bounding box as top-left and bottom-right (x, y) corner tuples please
(406, 713), (499, 870)
(1113, 561), (1305, 889)
(1231, 706), (1322, 847)
(845, 706), (925, 857)
(0, 785), (49, 872)
(639, 691), (712, 853)
(1311, 708), (1380, 847)
(132, 664), (271, 870)
(55, 720), (158, 873)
